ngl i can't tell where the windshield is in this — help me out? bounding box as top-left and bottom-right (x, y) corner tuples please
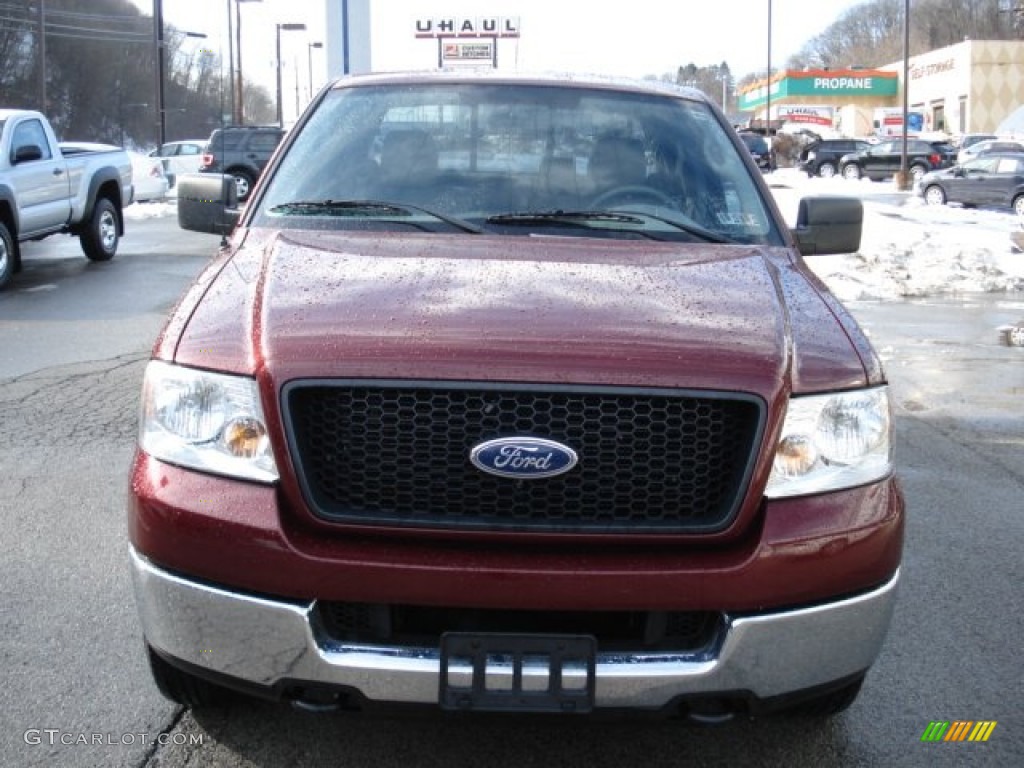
(740, 134), (769, 153)
(256, 81), (780, 244)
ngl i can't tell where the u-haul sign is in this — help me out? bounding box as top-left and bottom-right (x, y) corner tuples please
(416, 17), (521, 38)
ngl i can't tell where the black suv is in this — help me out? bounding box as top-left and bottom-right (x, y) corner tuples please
(199, 126), (285, 202)
(738, 132), (776, 171)
(839, 139), (955, 183)
(798, 139), (871, 178)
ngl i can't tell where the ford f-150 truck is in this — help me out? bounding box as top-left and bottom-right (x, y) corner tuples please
(0, 109), (132, 289)
(129, 71), (904, 721)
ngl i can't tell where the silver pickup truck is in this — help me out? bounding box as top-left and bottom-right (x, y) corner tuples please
(0, 109), (133, 290)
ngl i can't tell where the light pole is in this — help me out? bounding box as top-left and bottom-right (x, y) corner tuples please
(233, 0), (263, 125)
(765, 0), (772, 135)
(308, 41), (323, 102)
(36, 0), (47, 112)
(276, 22), (306, 127)
(897, 0), (912, 191)
(153, 0), (207, 147)
(154, 0), (167, 146)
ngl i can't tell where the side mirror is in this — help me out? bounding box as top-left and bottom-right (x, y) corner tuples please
(953, 166), (965, 177)
(177, 173), (240, 236)
(792, 196), (863, 256)
(13, 144), (44, 164)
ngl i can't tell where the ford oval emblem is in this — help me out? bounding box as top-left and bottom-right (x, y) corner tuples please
(469, 437), (578, 479)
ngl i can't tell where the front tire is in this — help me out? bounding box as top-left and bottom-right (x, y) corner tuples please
(924, 185), (947, 206)
(1013, 194), (1024, 217)
(147, 645), (232, 708)
(0, 219), (16, 290)
(818, 162), (836, 178)
(842, 163), (861, 180)
(79, 197), (119, 261)
(230, 170), (256, 202)
(910, 164), (928, 183)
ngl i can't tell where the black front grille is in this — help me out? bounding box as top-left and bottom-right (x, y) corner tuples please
(284, 382), (763, 533)
(317, 602), (722, 653)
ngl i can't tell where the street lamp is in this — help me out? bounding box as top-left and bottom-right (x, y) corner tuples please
(232, 0), (263, 125)
(276, 22), (306, 127)
(765, 0), (772, 135)
(897, 0), (912, 191)
(308, 41), (323, 102)
(153, 0), (208, 147)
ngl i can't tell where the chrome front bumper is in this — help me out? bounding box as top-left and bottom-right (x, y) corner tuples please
(130, 547), (899, 709)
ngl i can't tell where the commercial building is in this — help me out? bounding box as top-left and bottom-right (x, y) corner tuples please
(736, 39), (1024, 139)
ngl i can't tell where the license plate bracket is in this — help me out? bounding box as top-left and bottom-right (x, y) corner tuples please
(439, 632), (596, 713)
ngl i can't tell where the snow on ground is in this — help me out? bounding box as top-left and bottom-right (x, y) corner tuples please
(768, 169), (1024, 302)
(124, 168), (1024, 301)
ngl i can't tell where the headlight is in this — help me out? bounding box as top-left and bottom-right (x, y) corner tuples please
(139, 361), (278, 483)
(765, 386), (892, 498)
(806, 150), (817, 160)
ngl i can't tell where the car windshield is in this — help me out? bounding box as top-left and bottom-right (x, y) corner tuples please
(256, 81), (780, 244)
(740, 134), (769, 153)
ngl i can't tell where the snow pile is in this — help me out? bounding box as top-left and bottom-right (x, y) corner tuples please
(124, 200), (178, 220)
(769, 169), (1024, 301)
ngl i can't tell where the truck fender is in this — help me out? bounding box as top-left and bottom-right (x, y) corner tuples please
(73, 167), (125, 237)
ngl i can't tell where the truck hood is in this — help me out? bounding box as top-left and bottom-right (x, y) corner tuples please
(173, 230), (869, 399)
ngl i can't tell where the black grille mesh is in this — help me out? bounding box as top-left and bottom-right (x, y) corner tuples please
(285, 383), (762, 533)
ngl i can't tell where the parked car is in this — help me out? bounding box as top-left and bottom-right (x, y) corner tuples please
(148, 139), (206, 188)
(956, 137), (1024, 165)
(798, 138), (871, 178)
(916, 152), (1024, 214)
(0, 110), (132, 289)
(134, 71), (904, 720)
(839, 138), (954, 182)
(198, 125), (284, 202)
(128, 150), (170, 202)
(955, 132), (997, 150)
(737, 131), (776, 171)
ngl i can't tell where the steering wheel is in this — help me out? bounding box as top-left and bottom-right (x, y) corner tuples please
(589, 185), (676, 210)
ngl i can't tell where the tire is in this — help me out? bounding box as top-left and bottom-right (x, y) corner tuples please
(79, 197), (119, 261)
(1013, 195), (1024, 217)
(147, 645), (232, 708)
(910, 164), (928, 183)
(786, 676), (865, 718)
(842, 163), (861, 180)
(924, 185), (947, 206)
(230, 169), (256, 202)
(0, 219), (15, 290)
(818, 162), (836, 178)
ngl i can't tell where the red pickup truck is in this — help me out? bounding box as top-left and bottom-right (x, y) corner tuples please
(129, 71), (903, 721)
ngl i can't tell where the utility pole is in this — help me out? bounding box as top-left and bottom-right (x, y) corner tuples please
(154, 0), (167, 147)
(765, 0), (772, 135)
(226, 1), (234, 125)
(897, 0), (911, 191)
(37, 0), (47, 112)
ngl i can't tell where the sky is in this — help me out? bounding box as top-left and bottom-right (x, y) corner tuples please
(139, 0), (867, 121)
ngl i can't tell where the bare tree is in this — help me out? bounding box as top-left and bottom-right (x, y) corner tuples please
(791, 0), (1020, 71)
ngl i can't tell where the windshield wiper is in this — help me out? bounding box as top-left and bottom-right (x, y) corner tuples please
(268, 199), (483, 234)
(485, 210), (732, 243)
(487, 211), (644, 225)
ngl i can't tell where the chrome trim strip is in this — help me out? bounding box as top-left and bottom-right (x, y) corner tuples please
(131, 547), (898, 708)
